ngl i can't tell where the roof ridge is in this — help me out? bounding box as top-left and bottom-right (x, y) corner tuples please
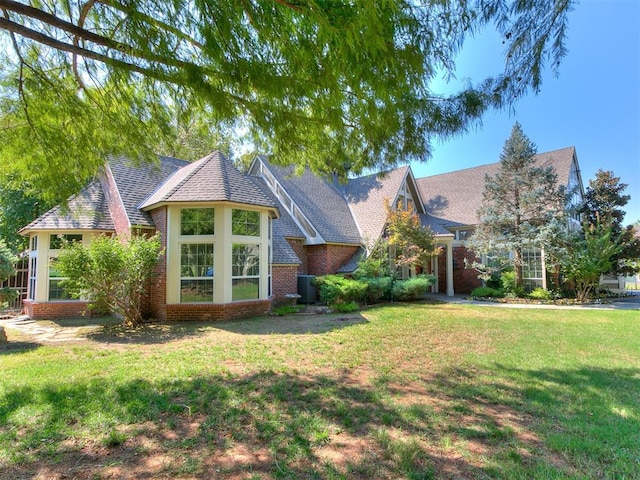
(164, 153), (213, 199)
(416, 161), (500, 180)
(416, 146), (576, 181)
(216, 151), (232, 199)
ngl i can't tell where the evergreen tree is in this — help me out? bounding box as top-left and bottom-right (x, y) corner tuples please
(580, 170), (640, 276)
(468, 123), (566, 288)
(0, 0), (574, 204)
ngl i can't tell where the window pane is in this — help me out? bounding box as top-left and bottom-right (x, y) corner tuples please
(180, 279), (214, 302)
(232, 244), (260, 277)
(232, 210), (260, 236)
(49, 234), (82, 250)
(181, 208), (214, 235)
(49, 279), (71, 300)
(232, 278), (259, 301)
(180, 244), (214, 278)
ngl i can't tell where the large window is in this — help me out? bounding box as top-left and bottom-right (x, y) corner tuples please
(522, 248), (544, 291)
(181, 208), (215, 235)
(48, 259), (72, 301)
(180, 244), (214, 302)
(232, 244), (260, 301)
(232, 209), (260, 236)
(49, 234), (82, 250)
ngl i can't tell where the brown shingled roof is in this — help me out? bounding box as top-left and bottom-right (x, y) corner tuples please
(342, 166), (410, 243)
(140, 151), (277, 213)
(20, 181), (115, 234)
(416, 147), (577, 227)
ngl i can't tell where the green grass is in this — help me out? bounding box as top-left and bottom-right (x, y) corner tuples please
(1, 303), (639, 479)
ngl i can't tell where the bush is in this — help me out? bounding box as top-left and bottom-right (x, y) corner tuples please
(56, 233), (163, 327)
(391, 275), (435, 301)
(528, 287), (552, 300)
(359, 276), (393, 303)
(501, 271), (525, 297)
(333, 301), (360, 313)
(470, 286), (504, 298)
(313, 275), (368, 307)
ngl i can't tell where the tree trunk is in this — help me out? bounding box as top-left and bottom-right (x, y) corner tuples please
(514, 248), (523, 288)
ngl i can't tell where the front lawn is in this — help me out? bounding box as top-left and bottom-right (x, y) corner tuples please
(1, 304), (638, 479)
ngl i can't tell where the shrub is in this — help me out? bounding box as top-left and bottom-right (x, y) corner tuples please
(360, 276), (393, 303)
(485, 273), (502, 290)
(501, 271), (525, 297)
(333, 301), (360, 313)
(528, 288), (552, 300)
(313, 275), (368, 307)
(391, 275), (435, 301)
(56, 233), (163, 327)
(470, 286), (504, 298)
(352, 247), (391, 279)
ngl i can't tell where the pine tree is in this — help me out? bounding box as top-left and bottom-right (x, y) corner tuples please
(468, 123), (566, 288)
(580, 170), (640, 276)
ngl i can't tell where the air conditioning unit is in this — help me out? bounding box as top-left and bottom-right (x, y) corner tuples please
(297, 275), (317, 303)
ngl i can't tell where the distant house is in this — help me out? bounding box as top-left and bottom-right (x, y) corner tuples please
(19, 147), (583, 321)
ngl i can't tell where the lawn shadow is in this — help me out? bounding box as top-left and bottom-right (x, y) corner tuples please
(86, 321), (213, 345)
(0, 341), (41, 355)
(3, 365), (638, 478)
(210, 312), (368, 335)
(0, 369), (474, 479)
(415, 364), (640, 478)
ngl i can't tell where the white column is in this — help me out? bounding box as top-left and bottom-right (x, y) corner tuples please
(446, 240), (454, 297)
(432, 252), (439, 293)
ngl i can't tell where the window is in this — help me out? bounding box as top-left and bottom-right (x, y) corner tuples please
(48, 259), (72, 300)
(28, 256), (37, 301)
(292, 206), (317, 238)
(522, 248), (544, 291)
(232, 209), (260, 236)
(180, 244), (214, 302)
(456, 229), (474, 241)
(181, 208), (214, 236)
(49, 234), (82, 250)
(232, 244), (260, 301)
(30, 235), (38, 251)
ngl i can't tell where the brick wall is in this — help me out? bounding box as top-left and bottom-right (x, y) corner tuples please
(453, 245), (482, 293)
(164, 299), (271, 322)
(147, 207), (168, 320)
(24, 299), (92, 319)
(287, 239), (307, 274)
(306, 244), (360, 276)
(272, 265), (298, 303)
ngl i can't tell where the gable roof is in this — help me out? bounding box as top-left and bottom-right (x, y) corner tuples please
(140, 152), (277, 214)
(259, 158), (361, 244)
(20, 181), (115, 234)
(342, 166), (412, 243)
(416, 147), (577, 227)
(108, 155), (189, 227)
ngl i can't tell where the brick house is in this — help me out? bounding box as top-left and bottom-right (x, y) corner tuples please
(19, 146), (582, 320)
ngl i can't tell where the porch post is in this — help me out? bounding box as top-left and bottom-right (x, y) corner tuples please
(446, 240), (454, 297)
(432, 254), (439, 293)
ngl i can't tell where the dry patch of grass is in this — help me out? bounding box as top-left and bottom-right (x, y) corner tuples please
(1, 303), (639, 479)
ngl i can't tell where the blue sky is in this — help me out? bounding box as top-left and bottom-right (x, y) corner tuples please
(412, 0), (640, 224)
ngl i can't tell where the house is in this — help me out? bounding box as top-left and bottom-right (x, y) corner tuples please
(416, 146), (584, 292)
(19, 146), (583, 321)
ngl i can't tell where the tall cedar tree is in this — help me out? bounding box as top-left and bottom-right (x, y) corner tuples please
(0, 0), (574, 204)
(580, 170), (640, 276)
(468, 123), (566, 287)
